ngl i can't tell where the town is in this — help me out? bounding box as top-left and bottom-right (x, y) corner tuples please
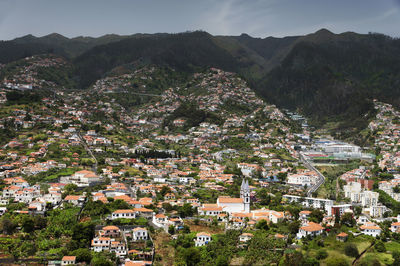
(1, 57), (400, 266)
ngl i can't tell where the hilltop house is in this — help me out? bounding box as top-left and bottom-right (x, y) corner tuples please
(195, 232), (211, 247)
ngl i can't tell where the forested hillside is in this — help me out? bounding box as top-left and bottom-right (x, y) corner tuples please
(2, 29), (400, 137)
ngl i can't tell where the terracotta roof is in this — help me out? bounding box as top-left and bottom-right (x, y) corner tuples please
(337, 232), (348, 237)
(65, 195), (82, 200)
(62, 256), (76, 261)
(196, 232), (211, 237)
(201, 206), (223, 211)
(103, 225), (120, 230)
(360, 224), (381, 230)
(113, 209), (134, 214)
(300, 222), (324, 232)
(218, 197), (243, 203)
(125, 261), (152, 266)
(134, 208), (153, 212)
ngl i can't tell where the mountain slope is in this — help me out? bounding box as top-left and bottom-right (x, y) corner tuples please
(254, 30), (400, 136)
(74, 31), (247, 88)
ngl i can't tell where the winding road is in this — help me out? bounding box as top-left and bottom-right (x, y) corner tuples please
(299, 152), (326, 197)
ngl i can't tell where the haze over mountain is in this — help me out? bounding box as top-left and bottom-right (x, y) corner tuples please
(1, 29), (400, 138)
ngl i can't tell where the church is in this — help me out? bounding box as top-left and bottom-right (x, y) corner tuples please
(215, 179), (251, 214)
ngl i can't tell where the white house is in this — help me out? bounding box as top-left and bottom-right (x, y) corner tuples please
(44, 192), (62, 205)
(111, 209), (136, 220)
(61, 256), (76, 265)
(391, 221), (400, 233)
(198, 204), (223, 216)
(360, 223), (381, 237)
(64, 195), (86, 206)
(195, 232), (211, 246)
(239, 233), (253, 242)
(92, 237), (111, 252)
(297, 222), (324, 239)
(132, 227), (148, 241)
(110, 240), (127, 257)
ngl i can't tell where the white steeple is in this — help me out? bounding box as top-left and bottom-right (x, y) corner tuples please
(240, 178), (250, 213)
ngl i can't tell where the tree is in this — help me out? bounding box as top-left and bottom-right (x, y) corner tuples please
(182, 247), (201, 266)
(162, 202), (174, 212)
(256, 219), (269, 231)
(288, 220), (300, 234)
(160, 186), (171, 196)
(302, 257), (319, 266)
(279, 251), (304, 266)
(393, 251), (400, 266)
(91, 253), (113, 266)
(182, 225), (191, 234)
(72, 222), (95, 247)
(374, 240), (386, 252)
(277, 172), (287, 182)
(326, 256), (349, 266)
(1, 217), (16, 235)
(178, 203), (195, 218)
(344, 243), (359, 258)
(257, 188), (271, 205)
(168, 225), (175, 235)
(72, 248), (92, 264)
(216, 255), (229, 266)
(316, 249), (328, 260)
(21, 215), (35, 233)
(310, 209), (324, 223)
(341, 212), (356, 227)
(62, 183), (78, 197)
(109, 199), (130, 210)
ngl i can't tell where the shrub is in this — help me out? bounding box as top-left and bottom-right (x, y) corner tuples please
(316, 249), (328, 260)
(344, 243), (359, 258)
(326, 256), (349, 266)
(374, 240), (386, 252)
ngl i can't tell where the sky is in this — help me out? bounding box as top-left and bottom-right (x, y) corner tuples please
(0, 0), (400, 40)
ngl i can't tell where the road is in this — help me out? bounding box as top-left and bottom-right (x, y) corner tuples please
(77, 131), (98, 173)
(299, 152), (326, 197)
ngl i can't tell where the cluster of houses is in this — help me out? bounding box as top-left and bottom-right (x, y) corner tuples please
(1, 55), (68, 90)
(3, 66), (400, 266)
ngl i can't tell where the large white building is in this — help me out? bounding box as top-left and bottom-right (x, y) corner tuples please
(343, 182), (379, 208)
(283, 195), (334, 215)
(215, 179), (250, 214)
(287, 174), (317, 187)
(60, 170), (101, 187)
(344, 182), (362, 202)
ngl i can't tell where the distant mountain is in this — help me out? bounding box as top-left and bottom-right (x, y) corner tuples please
(2, 29), (400, 137)
(11, 33), (132, 58)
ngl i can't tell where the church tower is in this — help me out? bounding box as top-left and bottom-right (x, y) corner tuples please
(240, 179), (250, 213)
